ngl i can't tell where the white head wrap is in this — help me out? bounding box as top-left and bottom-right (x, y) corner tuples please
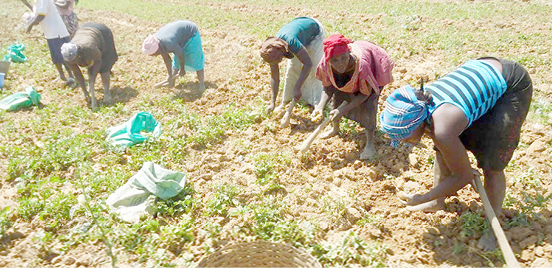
(61, 42), (79, 62)
(142, 35), (160, 55)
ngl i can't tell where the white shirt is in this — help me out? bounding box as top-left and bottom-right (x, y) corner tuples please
(34, 0), (69, 39)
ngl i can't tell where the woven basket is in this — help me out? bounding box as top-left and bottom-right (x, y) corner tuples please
(197, 240), (322, 268)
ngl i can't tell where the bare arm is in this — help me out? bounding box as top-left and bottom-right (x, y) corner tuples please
(173, 46), (186, 76)
(268, 63), (280, 112)
(409, 104), (473, 205)
(20, 0), (33, 10)
(159, 50), (177, 87)
(314, 86), (334, 111)
(69, 63), (86, 93)
(26, 14), (45, 33)
(293, 47), (312, 101)
(338, 92), (369, 118)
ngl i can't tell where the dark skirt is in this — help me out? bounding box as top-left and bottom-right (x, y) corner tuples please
(459, 58), (532, 170)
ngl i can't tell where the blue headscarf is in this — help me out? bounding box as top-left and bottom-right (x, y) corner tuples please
(381, 85), (429, 147)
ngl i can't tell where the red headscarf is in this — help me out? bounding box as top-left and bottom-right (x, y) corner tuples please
(323, 34), (353, 62)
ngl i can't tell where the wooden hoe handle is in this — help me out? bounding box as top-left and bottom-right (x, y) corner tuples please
(473, 175), (520, 268)
(299, 101), (348, 154)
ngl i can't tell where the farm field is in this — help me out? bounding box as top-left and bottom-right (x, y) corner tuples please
(0, 0), (551, 267)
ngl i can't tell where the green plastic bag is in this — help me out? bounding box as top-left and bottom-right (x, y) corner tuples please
(0, 86), (41, 111)
(3, 44), (28, 63)
(106, 112), (162, 148)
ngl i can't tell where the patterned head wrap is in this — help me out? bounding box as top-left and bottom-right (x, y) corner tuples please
(323, 34), (352, 63)
(380, 84), (430, 147)
(260, 37), (292, 62)
(142, 35), (160, 55)
(61, 42), (78, 62)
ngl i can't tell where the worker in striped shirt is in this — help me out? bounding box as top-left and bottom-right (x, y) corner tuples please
(380, 57), (532, 250)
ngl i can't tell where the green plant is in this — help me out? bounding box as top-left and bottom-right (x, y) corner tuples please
(205, 183), (242, 216)
(356, 214), (383, 228)
(459, 211), (488, 237)
(312, 231), (388, 267)
(252, 152), (291, 185)
(0, 207), (12, 241)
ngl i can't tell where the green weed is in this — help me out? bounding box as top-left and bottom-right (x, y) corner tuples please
(205, 183), (242, 216)
(459, 211), (488, 237)
(312, 231), (388, 267)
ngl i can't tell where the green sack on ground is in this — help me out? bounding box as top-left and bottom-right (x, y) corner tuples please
(106, 111), (162, 148)
(0, 86), (41, 111)
(106, 162), (187, 223)
(3, 44), (28, 63)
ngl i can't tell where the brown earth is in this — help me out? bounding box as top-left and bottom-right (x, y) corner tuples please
(0, 1), (551, 268)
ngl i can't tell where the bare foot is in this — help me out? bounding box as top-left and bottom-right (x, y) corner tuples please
(360, 144), (376, 160)
(103, 94), (113, 104)
(265, 103), (275, 114)
(90, 99), (98, 111)
(405, 200), (444, 212)
(280, 114), (291, 128)
(478, 231), (498, 251)
(273, 104), (285, 116)
(320, 128), (338, 139)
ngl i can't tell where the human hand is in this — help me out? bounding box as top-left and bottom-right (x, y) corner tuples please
(154, 76), (176, 88)
(398, 192), (424, 206)
(311, 108), (323, 122)
(329, 108), (343, 120)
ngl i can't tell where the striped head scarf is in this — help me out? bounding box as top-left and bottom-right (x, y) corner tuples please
(380, 85), (430, 147)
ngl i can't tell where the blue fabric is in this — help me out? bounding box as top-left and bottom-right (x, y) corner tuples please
(276, 17), (320, 54)
(426, 60), (507, 127)
(380, 85), (428, 147)
(172, 31), (205, 72)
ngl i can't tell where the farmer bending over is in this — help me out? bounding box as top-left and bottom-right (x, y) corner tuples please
(380, 58), (532, 250)
(260, 17), (325, 114)
(61, 22), (118, 109)
(25, 0), (74, 85)
(142, 20), (205, 90)
(313, 34), (393, 159)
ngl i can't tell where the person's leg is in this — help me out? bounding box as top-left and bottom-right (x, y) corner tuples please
(360, 93), (380, 159)
(55, 63), (68, 81)
(477, 168), (506, 251)
(48, 38), (69, 81)
(101, 72), (112, 102)
(197, 69), (205, 90)
(320, 91), (345, 138)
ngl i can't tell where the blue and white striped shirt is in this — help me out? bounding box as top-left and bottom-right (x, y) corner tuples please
(426, 60), (507, 127)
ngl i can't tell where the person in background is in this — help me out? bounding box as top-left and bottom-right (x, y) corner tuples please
(380, 57), (532, 250)
(55, 0), (79, 38)
(313, 34), (393, 159)
(260, 16), (325, 114)
(61, 22), (118, 109)
(142, 20), (205, 90)
(26, 0), (74, 86)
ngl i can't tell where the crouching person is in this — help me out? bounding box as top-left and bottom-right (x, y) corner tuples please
(313, 34), (394, 159)
(142, 20), (205, 90)
(61, 22), (118, 109)
(380, 58), (532, 250)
